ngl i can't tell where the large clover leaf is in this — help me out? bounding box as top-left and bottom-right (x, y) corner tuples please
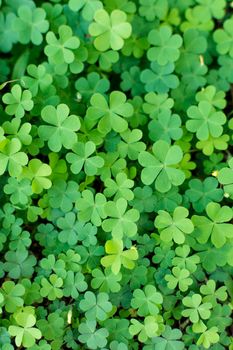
(79, 291), (112, 321)
(147, 26), (182, 65)
(182, 294), (212, 323)
(86, 91), (133, 134)
(154, 207), (194, 244)
(2, 84), (34, 118)
(9, 312), (41, 348)
(38, 104), (80, 152)
(138, 140), (185, 193)
(131, 285), (163, 316)
(186, 101), (226, 140)
(66, 141), (104, 175)
(0, 138), (28, 177)
(140, 62), (179, 93)
(78, 320), (109, 350)
(101, 239), (138, 275)
(192, 202), (233, 248)
(14, 5), (49, 45)
(144, 326), (185, 350)
(102, 198), (140, 239)
(89, 9), (132, 51)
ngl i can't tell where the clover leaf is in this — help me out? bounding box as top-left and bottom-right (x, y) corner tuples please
(79, 291), (112, 321)
(86, 91), (133, 134)
(138, 140), (185, 193)
(186, 177), (223, 213)
(66, 141), (104, 175)
(2, 84), (34, 118)
(182, 294), (212, 323)
(0, 138), (28, 177)
(37, 313), (64, 341)
(38, 104), (80, 152)
(186, 101), (226, 140)
(217, 157), (233, 198)
(89, 9), (132, 51)
(40, 274), (63, 301)
(214, 17), (233, 57)
(101, 239), (138, 275)
(141, 62), (179, 93)
(1, 281), (25, 313)
(69, 0), (103, 21)
(165, 267), (193, 292)
(147, 26), (182, 65)
(144, 326), (185, 350)
(102, 198), (140, 239)
(129, 315), (163, 342)
(196, 327), (219, 349)
(131, 285), (163, 316)
(154, 207), (194, 244)
(192, 202), (233, 248)
(78, 320), (109, 349)
(20, 159), (52, 194)
(14, 6), (49, 45)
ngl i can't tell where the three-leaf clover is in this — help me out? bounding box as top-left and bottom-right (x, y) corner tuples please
(0, 138), (28, 177)
(182, 294), (212, 323)
(154, 207), (194, 244)
(214, 17), (233, 57)
(218, 157), (233, 198)
(101, 239), (138, 275)
(14, 6), (49, 45)
(9, 311), (41, 348)
(78, 320), (109, 349)
(79, 291), (112, 321)
(165, 267), (193, 292)
(89, 9), (132, 51)
(192, 202), (233, 248)
(186, 101), (226, 140)
(102, 198), (140, 239)
(2, 84), (34, 118)
(144, 326), (185, 350)
(38, 104), (80, 152)
(86, 91), (133, 135)
(66, 141), (104, 175)
(1, 281), (25, 313)
(76, 190), (107, 226)
(131, 285), (163, 316)
(20, 159), (52, 194)
(40, 274), (63, 301)
(147, 26), (182, 65)
(138, 140), (185, 193)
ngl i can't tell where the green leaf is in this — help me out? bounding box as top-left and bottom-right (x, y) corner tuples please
(139, 140), (185, 192)
(2, 84), (33, 118)
(38, 104), (80, 152)
(144, 326), (185, 350)
(78, 320), (109, 349)
(79, 291), (112, 321)
(131, 285), (163, 316)
(89, 9), (132, 51)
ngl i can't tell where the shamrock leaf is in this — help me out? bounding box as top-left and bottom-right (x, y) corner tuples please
(66, 141), (104, 175)
(172, 245), (200, 273)
(79, 291), (112, 321)
(37, 313), (64, 341)
(40, 274), (63, 301)
(2, 84), (34, 118)
(101, 239), (138, 275)
(195, 85), (226, 110)
(196, 327), (219, 349)
(147, 26), (182, 65)
(102, 198), (140, 239)
(140, 62), (179, 93)
(104, 172), (134, 200)
(154, 207), (194, 244)
(143, 92), (174, 118)
(89, 9), (132, 51)
(56, 212), (80, 246)
(4, 248), (36, 279)
(186, 101), (226, 140)
(63, 271), (87, 298)
(131, 285), (163, 316)
(9, 312), (41, 348)
(14, 6), (49, 45)
(91, 268), (122, 293)
(69, 0), (103, 21)
(20, 159), (52, 194)
(3, 118), (32, 146)
(138, 140), (185, 193)
(165, 267), (193, 292)
(129, 315), (163, 342)
(76, 190), (107, 226)
(86, 91), (133, 134)
(0, 138), (28, 177)
(38, 104), (80, 152)
(78, 320), (109, 349)
(186, 177), (223, 213)
(144, 326), (185, 350)
(192, 202), (233, 248)
(117, 129), (146, 160)
(182, 294), (212, 323)
(48, 180), (80, 213)
(75, 72), (110, 103)
(1, 281), (25, 313)
(139, 0), (168, 21)
(0, 13), (18, 53)
(22, 64), (53, 96)
(148, 110), (183, 143)
(217, 157), (233, 198)
(200, 280), (227, 306)
(214, 18), (233, 57)
(45, 25), (80, 66)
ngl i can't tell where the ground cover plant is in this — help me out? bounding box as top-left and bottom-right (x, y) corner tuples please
(0, 0), (233, 349)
